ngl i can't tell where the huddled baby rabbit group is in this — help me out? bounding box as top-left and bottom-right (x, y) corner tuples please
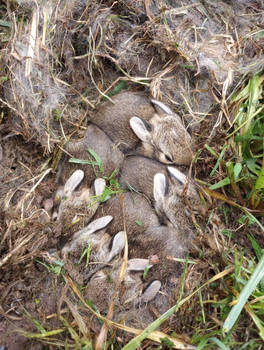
(51, 91), (204, 329)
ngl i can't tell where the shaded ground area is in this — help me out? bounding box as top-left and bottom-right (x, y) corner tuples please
(0, 0), (264, 349)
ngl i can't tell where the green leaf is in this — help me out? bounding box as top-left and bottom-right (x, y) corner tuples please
(210, 144), (228, 176)
(251, 164), (264, 207)
(246, 158), (261, 176)
(209, 177), (230, 190)
(88, 148), (104, 173)
(69, 158), (93, 165)
(104, 81), (126, 98)
(135, 220), (142, 226)
(223, 253), (264, 335)
(234, 163), (242, 180)
(204, 144), (218, 158)
(247, 234), (263, 262)
(208, 337), (230, 350)
(232, 83), (249, 103)
(143, 265), (151, 280)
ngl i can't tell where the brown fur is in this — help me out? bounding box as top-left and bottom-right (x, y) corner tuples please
(91, 92), (155, 153)
(91, 91), (193, 165)
(58, 124), (124, 187)
(120, 155), (168, 202)
(93, 192), (160, 238)
(120, 156), (205, 223)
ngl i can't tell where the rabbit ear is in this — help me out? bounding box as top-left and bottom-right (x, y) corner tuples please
(141, 280), (161, 303)
(62, 216), (113, 255)
(64, 169), (84, 197)
(129, 117), (152, 143)
(127, 258), (152, 271)
(107, 231), (125, 262)
(167, 166), (186, 186)
(86, 216), (113, 233)
(151, 99), (173, 116)
(94, 178), (106, 196)
(153, 173), (169, 203)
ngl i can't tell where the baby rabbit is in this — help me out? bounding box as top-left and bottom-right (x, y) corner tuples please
(54, 169), (106, 235)
(85, 257), (183, 330)
(120, 155), (168, 201)
(153, 170), (205, 233)
(93, 177), (189, 267)
(92, 191), (160, 238)
(62, 216), (124, 261)
(84, 258), (162, 313)
(120, 155), (205, 221)
(92, 91), (193, 165)
(57, 123), (124, 188)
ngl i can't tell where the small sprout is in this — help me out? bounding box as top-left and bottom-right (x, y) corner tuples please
(135, 220), (142, 226)
(88, 148), (104, 173)
(55, 109), (62, 121)
(36, 259), (64, 276)
(78, 242), (93, 267)
(89, 170), (124, 206)
(238, 214), (256, 226)
(143, 265), (151, 280)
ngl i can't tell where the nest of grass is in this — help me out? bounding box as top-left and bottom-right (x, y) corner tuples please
(2, 0), (264, 150)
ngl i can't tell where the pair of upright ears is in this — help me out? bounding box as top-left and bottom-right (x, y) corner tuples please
(153, 166), (188, 202)
(129, 98), (174, 143)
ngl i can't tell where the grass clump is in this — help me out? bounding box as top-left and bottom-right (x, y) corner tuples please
(207, 74), (264, 211)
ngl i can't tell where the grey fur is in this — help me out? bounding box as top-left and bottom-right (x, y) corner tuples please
(91, 91), (193, 165)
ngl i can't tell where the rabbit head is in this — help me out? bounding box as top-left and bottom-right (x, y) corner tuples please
(54, 170), (106, 235)
(130, 99), (193, 165)
(61, 215), (126, 279)
(120, 156), (205, 215)
(92, 91), (193, 165)
(153, 167), (205, 231)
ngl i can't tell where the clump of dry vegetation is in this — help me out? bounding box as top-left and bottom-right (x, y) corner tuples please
(0, 0), (264, 349)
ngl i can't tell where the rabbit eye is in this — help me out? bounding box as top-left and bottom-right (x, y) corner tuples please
(165, 154), (173, 163)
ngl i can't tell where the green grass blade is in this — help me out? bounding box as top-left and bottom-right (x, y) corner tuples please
(69, 157), (94, 165)
(122, 268), (233, 350)
(247, 75), (260, 124)
(232, 83), (249, 103)
(251, 162), (264, 207)
(209, 177), (230, 190)
(223, 253), (264, 334)
(210, 144), (228, 176)
(208, 337), (230, 350)
(247, 306), (264, 340)
(88, 148), (104, 173)
(18, 328), (65, 338)
(204, 144), (218, 158)
(247, 234), (263, 261)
